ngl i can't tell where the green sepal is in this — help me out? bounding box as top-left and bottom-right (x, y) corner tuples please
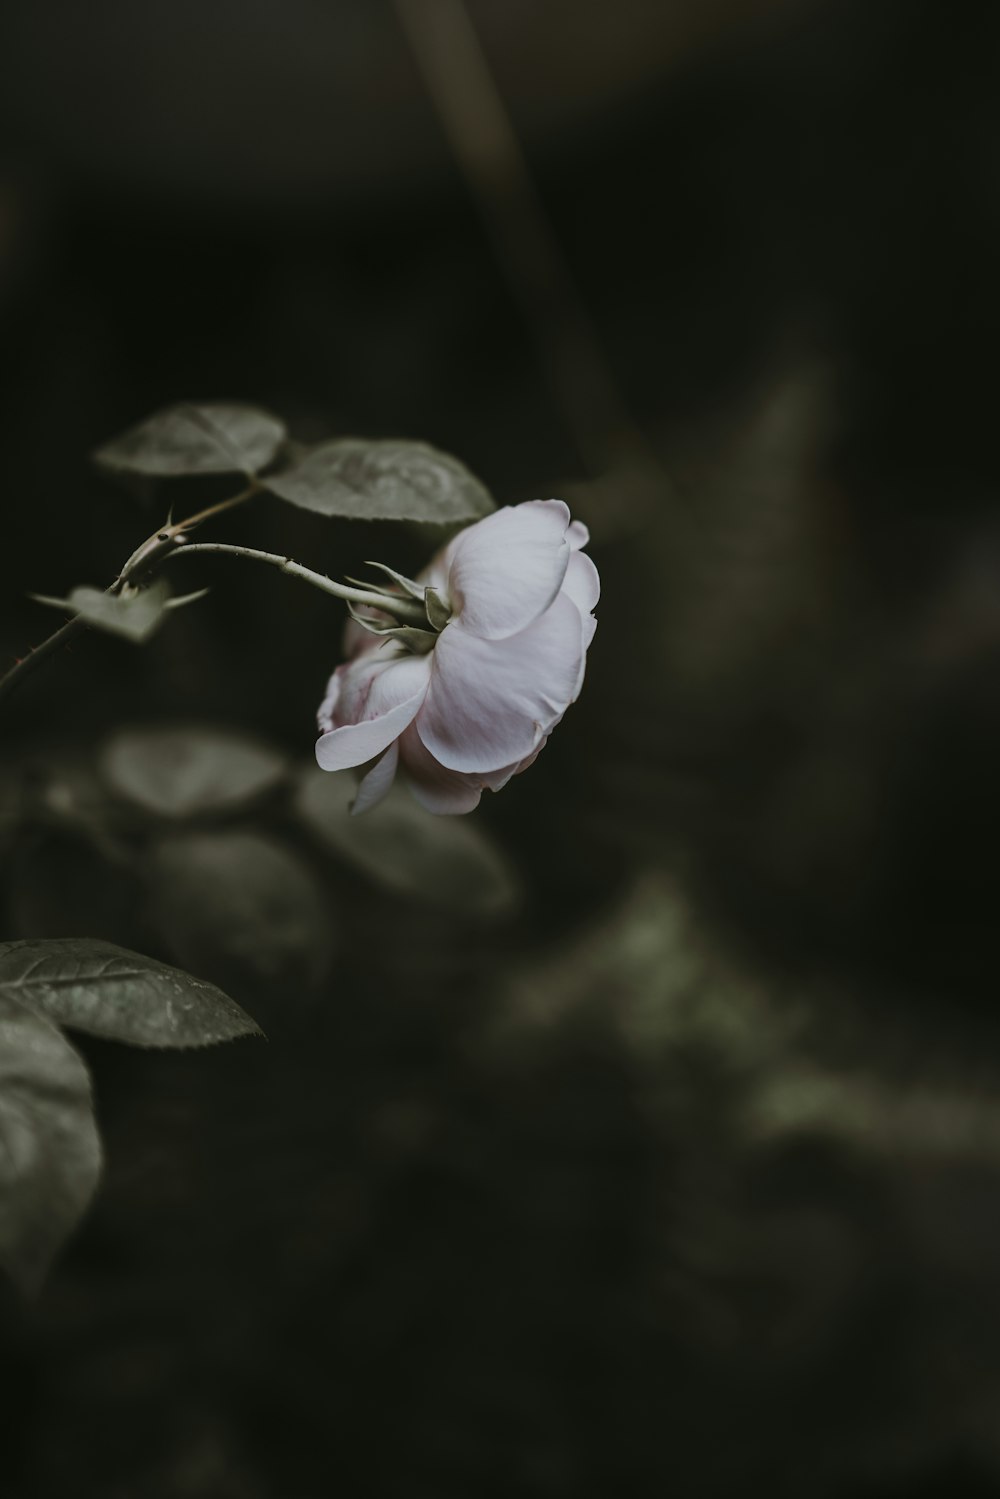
(363, 562), (426, 600)
(424, 586), (452, 632)
(346, 604), (436, 654)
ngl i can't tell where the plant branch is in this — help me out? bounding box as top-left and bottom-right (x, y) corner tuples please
(167, 542), (429, 623)
(115, 483), (259, 585)
(0, 616), (87, 708)
(0, 483), (261, 712)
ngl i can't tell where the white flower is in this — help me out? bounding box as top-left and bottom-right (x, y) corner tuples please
(316, 500), (599, 814)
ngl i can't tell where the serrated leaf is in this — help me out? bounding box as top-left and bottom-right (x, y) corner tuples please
(31, 581), (172, 643)
(0, 992), (101, 1293)
(147, 831), (335, 991)
(265, 438), (495, 524)
(99, 725), (288, 819)
(92, 401), (286, 479)
(293, 768), (518, 916)
(0, 939), (261, 1049)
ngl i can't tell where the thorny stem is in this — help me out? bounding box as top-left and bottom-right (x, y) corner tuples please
(167, 543), (429, 624)
(115, 483), (260, 585)
(0, 615), (88, 707)
(0, 482), (261, 710)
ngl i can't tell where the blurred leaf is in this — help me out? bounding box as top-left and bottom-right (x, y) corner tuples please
(265, 438), (495, 524)
(147, 831), (335, 991)
(92, 401), (286, 479)
(0, 992), (101, 1293)
(30, 581), (172, 643)
(294, 767), (518, 916)
(100, 725), (288, 819)
(0, 938), (261, 1049)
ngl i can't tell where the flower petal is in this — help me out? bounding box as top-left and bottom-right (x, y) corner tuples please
(416, 592), (585, 773)
(567, 519), (590, 550)
(317, 669), (342, 734)
(447, 499), (572, 639)
(562, 549), (600, 620)
(316, 653), (431, 772)
(399, 724), (482, 815)
(351, 742), (400, 816)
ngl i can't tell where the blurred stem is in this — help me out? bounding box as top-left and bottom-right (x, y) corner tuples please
(0, 482), (260, 711)
(167, 543), (428, 622)
(0, 616), (88, 708)
(392, 0), (654, 480)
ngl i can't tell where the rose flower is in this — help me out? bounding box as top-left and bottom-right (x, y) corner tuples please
(316, 499), (599, 814)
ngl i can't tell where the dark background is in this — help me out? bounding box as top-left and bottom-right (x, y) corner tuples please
(3, 0), (1000, 1494)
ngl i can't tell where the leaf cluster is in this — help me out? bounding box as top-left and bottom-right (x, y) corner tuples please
(0, 938), (258, 1293)
(0, 723), (519, 1291)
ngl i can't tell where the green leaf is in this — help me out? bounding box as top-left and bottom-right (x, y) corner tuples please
(265, 438), (495, 524)
(99, 725), (288, 819)
(0, 992), (101, 1293)
(31, 581), (173, 643)
(293, 768), (518, 917)
(147, 831), (335, 991)
(92, 401), (286, 479)
(0, 938), (261, 1049)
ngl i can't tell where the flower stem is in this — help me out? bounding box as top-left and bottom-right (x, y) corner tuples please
(0, 616), (87, 707)
(168, 542), (428, 623)
(0, 483), (261, 711)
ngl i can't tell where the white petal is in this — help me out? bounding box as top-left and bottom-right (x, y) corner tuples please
(416, 592), (584, 773)
(399, 724), (482, 815)
(561, 549), (599, 666)
(316, 653), (431, 772)
(561, 549), (600, 620)
(567, 520), (590, 550)
(351, 742), (400, 816)
(447, 499), (571, 640)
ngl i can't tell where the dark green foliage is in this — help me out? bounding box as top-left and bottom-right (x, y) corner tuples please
(0, 939), (261, 1050)
(100, 725), (289, 819)
(294, 766), (519, 916)
(0, 992), (100, 1294)
(30, 581), (175, 643)
(264, 437), (495, 523)
(92, 403), (287, 480)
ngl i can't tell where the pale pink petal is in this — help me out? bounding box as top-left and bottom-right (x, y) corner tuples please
(316, 653), (431, 772)
(478, 736), (549, 792)
(447, 499), (571, 640)
(317, 669), (341, 734)
(350, 742), (400, 816)
(330, 652), (393, 727)
(567, 520), (590, 550)
(399, 724), (482, 814)
(342, 607), (391, 659)
(416, 592), (584, 773)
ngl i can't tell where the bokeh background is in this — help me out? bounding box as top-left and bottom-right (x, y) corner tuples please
(3, 0), (1000, 1494)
